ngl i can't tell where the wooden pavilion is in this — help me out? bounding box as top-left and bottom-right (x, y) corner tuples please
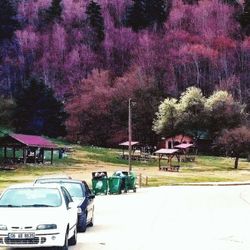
(154, 148), (180, 171)
(174, 143), (196, 162)
(0, 133), (58, 164)
(118, 141), (140, 159)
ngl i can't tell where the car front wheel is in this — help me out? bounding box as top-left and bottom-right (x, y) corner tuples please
(57, 230), (68, 250)
(68, 227), (77, 246)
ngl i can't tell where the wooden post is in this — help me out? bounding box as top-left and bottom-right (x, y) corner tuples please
(158, 155), (161, 170)
(4, 147), (6, 159)
(13, 147), (16, 162)
(139, 173), (142, 188)
(176, 153), (180, 163)
(23, 148), (27, 163)
(42, 149), (44, 164)
(128, 98), (132, 172)
(51, 149), (54, 164)
(146, 176), (148, 186)
(34, 149), (37, 164)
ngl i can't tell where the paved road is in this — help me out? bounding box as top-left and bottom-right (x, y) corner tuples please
(69, 185), (250, 250)
(7, 185), (250, 250)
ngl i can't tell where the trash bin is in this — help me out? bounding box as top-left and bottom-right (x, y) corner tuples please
(112, 171), (137, 193)
(108, 176), (122, 194)
(126, 172), (137, 192)
(92, 171), (108, 195)
(112, 171), (129, 193)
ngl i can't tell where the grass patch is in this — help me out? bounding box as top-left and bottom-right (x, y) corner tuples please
(0, 143), (249, 191)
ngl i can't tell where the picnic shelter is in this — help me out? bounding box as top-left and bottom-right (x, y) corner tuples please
(154, 148), (180, 171)
(174, 143), (196, 162)
(118, 141), (140, 159)
(0, 133), (58, 164)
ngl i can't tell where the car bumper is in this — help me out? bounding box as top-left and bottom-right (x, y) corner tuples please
(0, 231), (65, 248)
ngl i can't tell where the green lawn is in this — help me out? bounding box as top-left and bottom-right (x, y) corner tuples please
(0, 144), (250, 191)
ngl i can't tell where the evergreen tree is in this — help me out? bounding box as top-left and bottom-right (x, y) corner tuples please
(125, 0), (148, 32)
(182, 0), (199, 4)
(0, 0), (20, 41)
(13, 77), (68, 137)
(86, 1), (105, 50)
(49, 0), (63, 21)
(146, 0), (170, 31)
(239, 0), (250, 36)
(223, 0), (239, 6)
(126, 0), (171, 32)
(0, 97), (15, 128)
(38, 0), (63, 27)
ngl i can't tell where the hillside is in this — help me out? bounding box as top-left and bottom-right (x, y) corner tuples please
(0, 0), (249, 145)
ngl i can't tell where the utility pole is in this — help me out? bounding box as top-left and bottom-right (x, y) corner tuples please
(128, 98), (132, 172)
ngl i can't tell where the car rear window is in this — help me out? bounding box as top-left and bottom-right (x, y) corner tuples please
(0, 188), (62, 207)
(37, 180), (85, 198)
(61, 183), (85, 198)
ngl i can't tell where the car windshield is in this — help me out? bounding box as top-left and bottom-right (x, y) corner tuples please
(0, 188), (62, 207)
(38, 180), (85, 198)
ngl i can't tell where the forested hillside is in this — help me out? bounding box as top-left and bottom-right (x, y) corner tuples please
(0, 0), (250, 146)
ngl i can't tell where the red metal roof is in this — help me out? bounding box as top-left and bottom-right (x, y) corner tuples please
(10, 133), (58, 148)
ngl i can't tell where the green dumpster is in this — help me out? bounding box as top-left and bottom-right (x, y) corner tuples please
(127, 172), (137, 192)
(108, 176), (122, 194)
(113, 171), (137, 193)
(112, 171), (129, 193)
(92, 171), (108, 195)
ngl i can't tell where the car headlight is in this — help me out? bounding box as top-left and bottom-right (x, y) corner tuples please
(77, 207), (82, 214)
(37, 224), (57, 230)
(0, 225), (7, 230)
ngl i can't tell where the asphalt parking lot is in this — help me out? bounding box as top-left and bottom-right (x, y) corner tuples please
(6, 185), (250, 250)
(69, 185), (250, 250)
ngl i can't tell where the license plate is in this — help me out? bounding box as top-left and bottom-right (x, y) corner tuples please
(8, 232), (35, 239)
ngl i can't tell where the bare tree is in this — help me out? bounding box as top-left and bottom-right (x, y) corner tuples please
(216, 126), (250, 169)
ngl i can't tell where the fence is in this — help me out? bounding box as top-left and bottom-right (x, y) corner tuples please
(138, 173), (149, 187)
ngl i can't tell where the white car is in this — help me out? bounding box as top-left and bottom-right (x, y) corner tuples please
(0, 183), (78, 249)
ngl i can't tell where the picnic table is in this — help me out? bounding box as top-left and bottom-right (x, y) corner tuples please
(118, 151), (151, 162)
(159, 165), (180, 172)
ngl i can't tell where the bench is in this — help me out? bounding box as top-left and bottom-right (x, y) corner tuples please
(160, 165), (180, 172)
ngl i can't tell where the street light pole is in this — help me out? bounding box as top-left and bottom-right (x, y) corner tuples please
(128, 98), (132, 172)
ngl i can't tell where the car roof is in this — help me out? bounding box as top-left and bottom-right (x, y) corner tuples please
(35, 178), (84, 184)
(35, 174), (71, 181)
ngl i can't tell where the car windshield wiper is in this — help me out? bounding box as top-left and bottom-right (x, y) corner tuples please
(21, 204), (55, 207)
(0, 204), (21, 207)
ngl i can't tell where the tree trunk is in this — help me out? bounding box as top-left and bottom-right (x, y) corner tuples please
(234, 156), (239, 169)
